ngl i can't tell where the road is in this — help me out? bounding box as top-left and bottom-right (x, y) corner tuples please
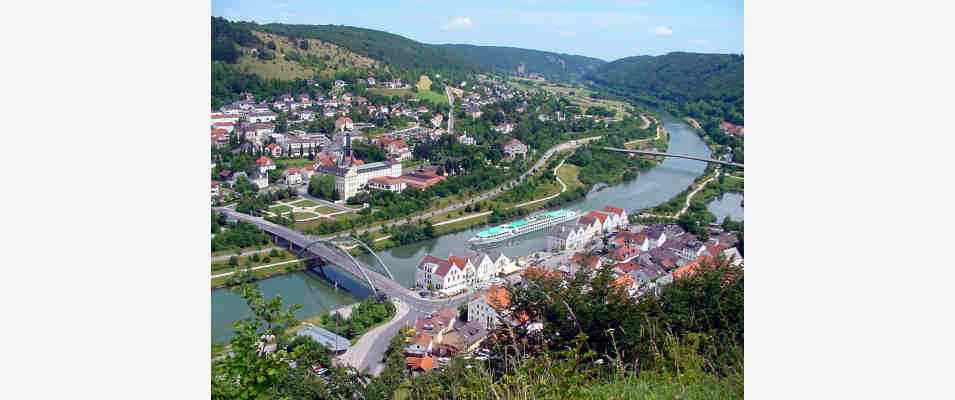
(213, 207), (475, 373)
(445, 87), (454, 135)
(301, 135), (602, 241)
(210, 258), (303, 279)
(211, 246), (278, 262)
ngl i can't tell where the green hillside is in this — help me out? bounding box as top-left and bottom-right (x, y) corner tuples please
(436, 43), (606, 81)
(587, 52), (743, 124)
(258, 23), (477, 73)
(220, 19), (605, 82)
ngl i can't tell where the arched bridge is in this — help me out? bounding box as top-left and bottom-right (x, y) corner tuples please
(599, 147), (744, 168)
(214, 207), (415, 301)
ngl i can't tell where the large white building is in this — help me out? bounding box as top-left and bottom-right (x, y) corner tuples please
(415, 250), (513, 295)
(315, 133), (402, 200)
(416, 255), (469, 294)
(546, 221), (593, 252)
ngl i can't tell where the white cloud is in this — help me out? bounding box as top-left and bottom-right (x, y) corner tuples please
(650, 25), (673, 36)
(442, 16), (473, 31)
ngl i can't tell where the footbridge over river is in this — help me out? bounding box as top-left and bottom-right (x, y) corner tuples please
(214, 208), (417, 302)
(599, 147), (744, 168)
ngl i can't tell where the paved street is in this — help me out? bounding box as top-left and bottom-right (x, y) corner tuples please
(310, 135), (602, 241)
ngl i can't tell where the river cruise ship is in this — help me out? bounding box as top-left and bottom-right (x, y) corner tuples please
(469, 209), (578, 246)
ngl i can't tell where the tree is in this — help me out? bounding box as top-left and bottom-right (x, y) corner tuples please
(211, 284), (360, 399)
(308, 174), (337, 200)
(228, 256), (238, 267)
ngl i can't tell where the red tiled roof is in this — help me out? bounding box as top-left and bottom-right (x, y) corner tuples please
(485, 285), (510, 311)
(612, 274), (635, 289)
(255, 156), (274, 166)
(418, 255), (456, 277)
(505, 138), (525, 148)
(448, 255), (469, 269)
(369, 176), (402, 185)
(614, 262), (639, 273)
(571, 252), (600, 268)
(585, 211), (609, 223)
(406, 355), (435, 371)
(602, 206), (625, 216)
(673, 256), (715, 280)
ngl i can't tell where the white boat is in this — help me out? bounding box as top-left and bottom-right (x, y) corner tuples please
(469, 209), (578, 245)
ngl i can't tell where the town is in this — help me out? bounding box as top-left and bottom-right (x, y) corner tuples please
(211, 73), (630, 211)
(396, 204), (742, 373)
(207, 11), (745, 399)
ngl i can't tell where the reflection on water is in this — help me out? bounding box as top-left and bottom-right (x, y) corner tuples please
(358, 112), (713, 288)
(211, 272), (357, 343)
(213, 112), (721, 344)
(707, 192), (744, 223)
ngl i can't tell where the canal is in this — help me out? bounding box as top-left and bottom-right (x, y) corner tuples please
(211, 112), (723, 344)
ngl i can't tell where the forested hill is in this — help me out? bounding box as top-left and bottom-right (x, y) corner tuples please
(236, 19), (604, 81)
(586, 52), (743, 124)
(435, 44), (605, 81)
(258, 23), (475, 73)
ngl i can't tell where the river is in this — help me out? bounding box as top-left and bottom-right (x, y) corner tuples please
(707, 192), (744, 223)
(212, 112), (713, 344)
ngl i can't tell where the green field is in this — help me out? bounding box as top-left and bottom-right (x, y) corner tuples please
(293, 211), (319, 221)
(290, 199), (319, 207)
(368, 87), (413, 97)
(414, 89), (448, 105)
(270, 205), (292, 214)
(557, 163), (583, 191)
(315, 206), (339, 214)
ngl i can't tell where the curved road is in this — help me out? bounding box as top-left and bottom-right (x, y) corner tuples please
(306, 135), (602, 241)
(213, 207), (473, 373)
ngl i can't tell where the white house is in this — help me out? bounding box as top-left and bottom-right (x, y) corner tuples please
(467, 285), (511, 330)
(493, 122), (515, 134)
(415, 255), (469, 294)
(546, 221), (592, 252)
(285, 168), (303, 186)
(600, 206), (629, 231)
(251, 173), (269, 190)
(502, 139), (528, 158)
(448, 249), (508, 285)
(367, 176), (406, 193)
(457, 134), (476, 145)
(255, 156), (276, 175)
(248, 111), (277, 123)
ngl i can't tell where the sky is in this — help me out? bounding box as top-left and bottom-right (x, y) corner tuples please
(212, 0), (743, 61)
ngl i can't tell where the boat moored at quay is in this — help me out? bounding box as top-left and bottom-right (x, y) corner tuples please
(469, 209), (578, 246)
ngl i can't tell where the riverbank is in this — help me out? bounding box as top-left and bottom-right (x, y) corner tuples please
(213, 110), (714, 344)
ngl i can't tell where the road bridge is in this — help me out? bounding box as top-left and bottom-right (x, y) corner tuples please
(213, 207), (475, 373)
(215, 207), (414, 300)
(599, 147), (744, 168)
